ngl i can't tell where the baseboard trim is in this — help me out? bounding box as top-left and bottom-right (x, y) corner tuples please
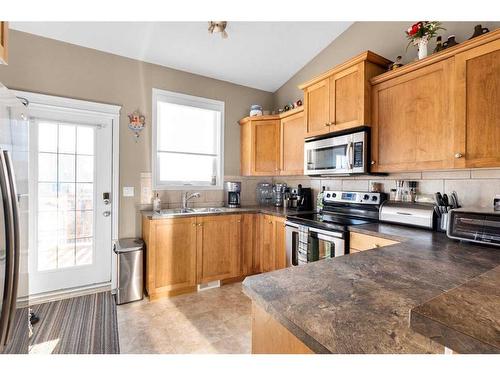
(29, 282), (112, 306)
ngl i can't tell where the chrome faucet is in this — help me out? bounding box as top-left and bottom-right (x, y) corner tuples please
(182, 192), (201, 211)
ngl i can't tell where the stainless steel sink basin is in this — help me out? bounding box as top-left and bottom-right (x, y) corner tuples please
(153, 207), (227, 217)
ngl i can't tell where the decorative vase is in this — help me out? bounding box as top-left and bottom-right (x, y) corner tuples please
(417, 38), (428, 60)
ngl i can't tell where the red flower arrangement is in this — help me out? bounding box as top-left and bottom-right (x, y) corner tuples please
(406, 21), (444, 47)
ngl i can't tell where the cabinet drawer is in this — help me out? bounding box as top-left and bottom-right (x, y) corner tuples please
(350, 232), (398, 252)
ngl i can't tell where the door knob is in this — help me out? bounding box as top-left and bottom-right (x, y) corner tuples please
(103, 211), (111, 217)
(454, 152), (464, 159)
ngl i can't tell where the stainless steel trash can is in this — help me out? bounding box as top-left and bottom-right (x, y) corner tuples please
(113, 238), (144, 305)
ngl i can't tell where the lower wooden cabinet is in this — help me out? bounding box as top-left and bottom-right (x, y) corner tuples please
(143, 212), (285, 300)
(259, 214), (286, 272)
(349, 232), (398, 253)
(0, 22), (8, 65)
(196, 214), (242, 284)
(142, 216), (198, 300)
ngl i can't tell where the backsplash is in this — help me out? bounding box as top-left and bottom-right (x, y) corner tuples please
(138, 169), (500, 211)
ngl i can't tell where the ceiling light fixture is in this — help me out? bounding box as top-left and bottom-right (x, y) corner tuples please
(208, 21), (228, 39)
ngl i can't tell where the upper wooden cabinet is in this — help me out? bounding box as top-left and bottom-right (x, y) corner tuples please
(280, 110), (305, 175)
(454, 38), (500, 168)
(371, 29), (500, 172)
(371, 59), (456, 172)
(299, 51), (391, 137)
(240, 108), (304, 176)
(0, 22), (8, 65)
(196, 214), (242, 284)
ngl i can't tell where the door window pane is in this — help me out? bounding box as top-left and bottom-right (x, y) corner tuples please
(76, 210), (93, 238)
(58, 154), (75, 182)
(76, 155), (94, 182)
(58, 183), (76, 211)
(58, 124), (76, 154)
(38, 183), (58, 211)
(76, 183), (93, 210)
(77, 127), (94, 155)
(38, 153), (57, 181)
(38, 122), (58, 153)
(76, 238), (93, 266)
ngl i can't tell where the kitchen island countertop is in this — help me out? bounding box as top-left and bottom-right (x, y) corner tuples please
(243, 223), (500, 354)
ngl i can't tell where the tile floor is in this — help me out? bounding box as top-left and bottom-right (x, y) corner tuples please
(117, 282), (252, 354)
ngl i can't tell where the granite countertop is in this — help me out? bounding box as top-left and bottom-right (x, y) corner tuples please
(141, 205), (315, 219)
(243, 223), (500, 354)
(410, 265), (500, 353)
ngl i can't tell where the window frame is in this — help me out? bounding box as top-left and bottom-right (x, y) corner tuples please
(152, 88), (225, 190)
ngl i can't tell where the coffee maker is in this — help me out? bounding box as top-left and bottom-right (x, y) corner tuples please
(224, 181), (241, 208)
(287, 184), (313, 211)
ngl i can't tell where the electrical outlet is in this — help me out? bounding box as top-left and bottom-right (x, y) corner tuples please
(123, 186), (135, 197)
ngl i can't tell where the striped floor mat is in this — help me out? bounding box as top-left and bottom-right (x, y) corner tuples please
(1, 291), (120, 354)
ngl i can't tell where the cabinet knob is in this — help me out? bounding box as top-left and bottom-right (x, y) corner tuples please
(371, 160), (376, 165)
(454, 152), (464, 159)
(192, 223), (196, 226)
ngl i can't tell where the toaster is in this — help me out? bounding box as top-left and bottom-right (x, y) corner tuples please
(447, 207), (500, 247)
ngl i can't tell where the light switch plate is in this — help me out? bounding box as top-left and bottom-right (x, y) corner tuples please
(123, 186), (135, 197)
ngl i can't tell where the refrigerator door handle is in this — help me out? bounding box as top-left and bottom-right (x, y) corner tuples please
(0, 150), (16, 347)
(3, 150), (20, 342)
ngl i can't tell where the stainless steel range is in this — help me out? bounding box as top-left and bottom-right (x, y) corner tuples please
(285, 191), (386, 266)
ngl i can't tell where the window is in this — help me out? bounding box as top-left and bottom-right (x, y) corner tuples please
(152, 89), (224, 190)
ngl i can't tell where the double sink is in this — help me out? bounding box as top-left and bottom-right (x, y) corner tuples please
(152, 207), (229, 217)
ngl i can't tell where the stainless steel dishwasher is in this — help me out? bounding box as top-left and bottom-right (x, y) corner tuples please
(113, 238), (144, 305)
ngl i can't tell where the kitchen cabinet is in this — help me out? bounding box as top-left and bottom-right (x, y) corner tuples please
(196, 214), (242, 284)
(0, 22), (8, 65)
(299, 51), (390, 137)
(371, 59), (456, 172)
(370, 29), (500, 172)
(349, 232), (398, 253)
(241, 213), (259, 275)
(280, 110), (305, 175)
(142, 216), (198, 300)
(454, 38), (500, 168)
(259, 214), (286, 272)
(240, 108), (304, 176)
(252, 303), (313, 354)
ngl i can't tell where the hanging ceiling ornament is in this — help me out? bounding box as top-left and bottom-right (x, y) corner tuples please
(128, 110), (146, 141)
(208, 21), (228, 39)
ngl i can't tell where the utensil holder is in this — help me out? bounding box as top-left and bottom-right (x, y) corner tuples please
(437, 213), (449, 232)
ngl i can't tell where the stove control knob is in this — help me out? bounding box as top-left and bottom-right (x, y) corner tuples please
(326, 193), (331, 198)
(371, 196), (378, 202)
(363, 194), (369, 200)
(331, 193), (336, 198)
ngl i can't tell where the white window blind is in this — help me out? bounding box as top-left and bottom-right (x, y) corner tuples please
(152, 89), (224, 190)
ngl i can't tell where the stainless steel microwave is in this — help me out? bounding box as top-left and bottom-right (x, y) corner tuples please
(304, 128), (369, 176)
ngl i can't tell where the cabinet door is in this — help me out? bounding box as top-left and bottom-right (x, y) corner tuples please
(252, 119), (280, 175)
(197, 214), (242, 283)
(280, 111), (304, 175)
(330, 64), (363, 131)
(150, 217), (197, 294)
(304, 78), (331, 137)
(259, 215), (276, 273)
(0, 22), (8, 65)
(455, 40), (500, 168)
(371, 59), (455, 172)
(273, 217), (286, 270)
(241, 213), (258, 275)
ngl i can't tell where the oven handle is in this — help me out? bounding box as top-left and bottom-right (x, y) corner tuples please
(347, 141), (354, 170)
(286, 221), (345, 239)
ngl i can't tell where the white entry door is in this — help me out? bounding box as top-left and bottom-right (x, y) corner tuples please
(29, 116), (112, 295)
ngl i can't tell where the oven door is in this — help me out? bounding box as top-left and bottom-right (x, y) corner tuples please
(304, 134), (351, 175)
(308, 227), (345, 262)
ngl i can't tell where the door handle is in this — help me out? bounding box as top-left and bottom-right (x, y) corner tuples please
(347, 142), (354, 170)
(103, 211), (111, 217)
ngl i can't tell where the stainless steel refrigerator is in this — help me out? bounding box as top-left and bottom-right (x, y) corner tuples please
(0, 82), (29, 353)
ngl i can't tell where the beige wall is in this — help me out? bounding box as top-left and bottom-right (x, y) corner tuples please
(274, 21), (500, 107)
(0, 30), (273, 237)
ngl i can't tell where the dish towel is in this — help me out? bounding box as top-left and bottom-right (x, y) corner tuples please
(298, 225), (309, 258)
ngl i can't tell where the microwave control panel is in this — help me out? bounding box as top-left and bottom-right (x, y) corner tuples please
(353, 142), (364, 168)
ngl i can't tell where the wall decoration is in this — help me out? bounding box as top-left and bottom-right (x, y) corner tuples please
(442, 35), (459, 49)
(469, 24), (489, 39)
(406, 21), (445, 60)
(128, 110), (146, 141)
(249, 104), (263, 117)
(388, 56), (403, 71)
